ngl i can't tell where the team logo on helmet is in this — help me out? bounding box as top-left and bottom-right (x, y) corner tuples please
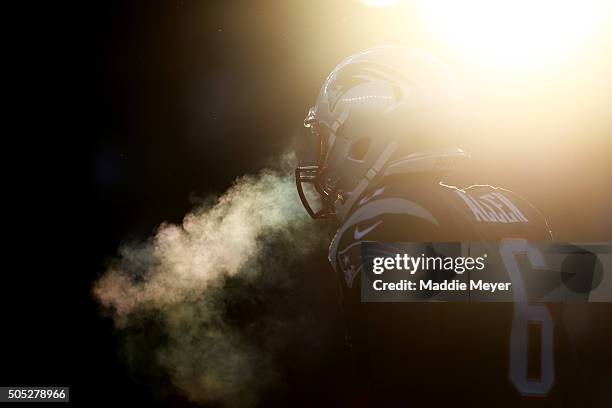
(326, 62), (410, 112)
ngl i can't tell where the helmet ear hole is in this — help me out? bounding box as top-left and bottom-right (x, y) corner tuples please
(348, 138), (371, 162)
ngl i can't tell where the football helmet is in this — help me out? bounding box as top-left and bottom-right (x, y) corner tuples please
(296, 46), (470, 221)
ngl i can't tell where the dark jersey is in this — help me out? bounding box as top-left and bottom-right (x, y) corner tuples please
(329, 179), (587, 407)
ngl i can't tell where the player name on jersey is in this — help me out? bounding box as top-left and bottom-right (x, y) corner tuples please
(455, 190), (529, 223)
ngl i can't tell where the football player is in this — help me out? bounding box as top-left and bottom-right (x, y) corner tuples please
(296, 46), (592, 406)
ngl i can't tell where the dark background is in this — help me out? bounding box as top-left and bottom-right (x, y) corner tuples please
(3, 1), (610, 406)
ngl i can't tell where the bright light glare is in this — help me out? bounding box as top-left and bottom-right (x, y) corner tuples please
(416, 0), (610, 70)
(358, 0), (399, 7)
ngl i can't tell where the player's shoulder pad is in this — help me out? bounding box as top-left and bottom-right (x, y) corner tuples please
(441, 182), (553, 237)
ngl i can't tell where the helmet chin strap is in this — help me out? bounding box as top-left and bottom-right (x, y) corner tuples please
(335, 142), (398, 221)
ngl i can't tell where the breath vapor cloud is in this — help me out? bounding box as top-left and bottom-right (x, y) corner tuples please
(93, 154), (326, 407)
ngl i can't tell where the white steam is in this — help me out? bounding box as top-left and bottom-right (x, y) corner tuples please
(93, 154), (326, 406)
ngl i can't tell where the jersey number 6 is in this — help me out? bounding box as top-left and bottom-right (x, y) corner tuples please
(501, 239), (554, 397)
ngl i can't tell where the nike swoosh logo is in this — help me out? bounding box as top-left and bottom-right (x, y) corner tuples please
(354, 220), (382, 240)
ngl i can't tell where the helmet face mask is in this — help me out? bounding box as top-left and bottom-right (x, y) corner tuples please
(296, 46), (470, 221)
(295, 108), (339, 219)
